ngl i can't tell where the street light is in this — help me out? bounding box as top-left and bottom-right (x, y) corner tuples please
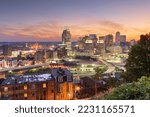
(68, 93), (71, 100)
(75, 86), (80, 100)
(76, 86), (80, 91)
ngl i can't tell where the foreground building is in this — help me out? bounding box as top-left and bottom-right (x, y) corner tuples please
(0, 68), (73, 100)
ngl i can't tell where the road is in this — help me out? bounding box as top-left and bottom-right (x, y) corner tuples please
(99, 58), (126, 73)
(0, 63), (50, 73)
(100, 59), (115, 73)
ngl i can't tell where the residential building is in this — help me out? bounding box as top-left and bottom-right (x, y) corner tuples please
(0, 68), (74, 100)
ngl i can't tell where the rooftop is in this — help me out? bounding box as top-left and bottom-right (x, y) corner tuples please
(0, 79), (5, 84)
(51, 68), (72, 77)
(1, 68), (72, 85)
(1, 74), (53, 85)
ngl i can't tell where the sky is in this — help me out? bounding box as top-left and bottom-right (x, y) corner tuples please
(0, 0), (150, 42)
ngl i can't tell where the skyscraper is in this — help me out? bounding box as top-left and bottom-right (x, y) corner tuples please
(105, 34), (113, 46)
(62, 27), (72, 50)
(115, 32), (126, 45)
(120, 35), (126, 46)
(115, 32), (120, 44)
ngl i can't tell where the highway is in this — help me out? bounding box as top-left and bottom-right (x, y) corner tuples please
(0, 63), (50, 73)
(99, 58), (126, 73)
(100, 59), (115, 73)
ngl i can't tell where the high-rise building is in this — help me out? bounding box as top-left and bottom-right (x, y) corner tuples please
(95, 36), (105, 54)
(120, 35), (126, 46)
(115, 32), (126, 45)
(115, 32), (120, 44)
(105, 34), (113, 48)
(62, 28), (72, 50)
(84, 36), (95, 55)
(78, 37), (85, 50)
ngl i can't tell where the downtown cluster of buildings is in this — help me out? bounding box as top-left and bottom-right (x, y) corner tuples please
(0, 28), (137, 100)
(0, 29), (137, 69)
(0, 28), (74, 100)
(77, 32), (136, 56)
(0, 28), (74, 70)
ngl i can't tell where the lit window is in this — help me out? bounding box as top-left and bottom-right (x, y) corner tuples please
(43, 83), (46, 88)
(24, 85), (27, 90)
(4, 87), (8, 92)
(24, 93), (27, 98)
(58, 76), (63, 83)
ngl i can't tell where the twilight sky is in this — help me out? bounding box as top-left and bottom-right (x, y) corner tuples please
(0, 0), (150, 42)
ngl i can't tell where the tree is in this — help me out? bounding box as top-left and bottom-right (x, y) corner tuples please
(94, 66), (107, 80)
(103, 76), (150, 100)
(125, 34), (150, 82)
(107, 77), (119, 88)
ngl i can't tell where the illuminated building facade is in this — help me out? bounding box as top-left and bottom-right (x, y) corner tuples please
(77, 34), (107, 55)
(115, 32), (126, 45)
(30, 42), (41, 50)
(62, 28), (72, 50)
(105, 34), (113, 47)
(0, 68), (74, 100)
(62, 28), (72, 56)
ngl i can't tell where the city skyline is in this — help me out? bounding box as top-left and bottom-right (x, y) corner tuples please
(0, 0), (150, 42)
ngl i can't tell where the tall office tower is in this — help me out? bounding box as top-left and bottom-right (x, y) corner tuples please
(96, 36), (105, 54)
(115, 32), (126, 45)
(2, 45), (12, 56)
(105, 34), (113, 47)
(115, 32), (120, 44)
(89, 34), (97, 46)
(62, 27), (72, 50)
(120, 35), (126, 46)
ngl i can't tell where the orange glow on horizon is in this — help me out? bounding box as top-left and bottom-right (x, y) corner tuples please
(0, 20), (149, 41)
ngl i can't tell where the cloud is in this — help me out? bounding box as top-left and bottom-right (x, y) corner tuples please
(0, 21), (64, 41)
(0, 19), (148, 41)
(98, 20), (125, 30)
